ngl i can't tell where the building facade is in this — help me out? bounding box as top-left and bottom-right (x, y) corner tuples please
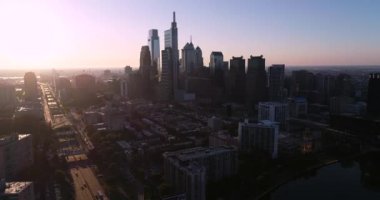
(258, 102), (289, 126)
(229, 56), (246, 103)
(246, 55), (267, 109)
(238, 120), (279, 158)
(148, 29), (160, 78)
(24, 72), (38, 101)
(367, 73), (380, 117)
(268, 64), (285, 102)
(0, 134), (33, 179)
(163, 146), (237, 200)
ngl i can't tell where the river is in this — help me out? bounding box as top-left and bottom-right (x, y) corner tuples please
(271, 153), (380, 200)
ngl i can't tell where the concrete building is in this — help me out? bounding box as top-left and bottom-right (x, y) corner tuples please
(0, 83), (16, 110)
(74, 74), (96, 93)
(0, 181), (34, 200)
(288, 97), (308, 118)
(24, 72), (38, 101)
(207, 116), (223, 131)
(367, 73), (380, 117)
(0, 134), (33, 179)
(258, 102), (289, 126)
(238, 120), (279, 158)
(209, 131), (238, 147)
(163, 146), (237, 200)
(268, 64), (285, 101)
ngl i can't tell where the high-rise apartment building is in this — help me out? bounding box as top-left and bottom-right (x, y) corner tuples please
(0, 83), (16, 110)
(163, 146), (237, 200)
(268, 64), (285, 101)
(238, 119), (279, 158)
(246, 55), (267, 108)
(258, 102), (289, 126)
(367, 73), (380, 117)
(24, 72), (38, 101)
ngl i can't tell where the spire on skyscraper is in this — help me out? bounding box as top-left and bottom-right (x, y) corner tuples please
(173, 11), (176, 22)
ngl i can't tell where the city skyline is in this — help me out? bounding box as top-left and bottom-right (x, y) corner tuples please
(1, 0), (380, 70)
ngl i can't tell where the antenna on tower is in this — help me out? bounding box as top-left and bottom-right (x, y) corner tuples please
(173, 12), (176, 22)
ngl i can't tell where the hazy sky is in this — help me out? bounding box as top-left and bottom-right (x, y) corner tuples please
(1, 0), (379, 69)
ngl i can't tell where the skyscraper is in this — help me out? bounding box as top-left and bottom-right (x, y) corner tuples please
(367, 73), (380, 117)
(181, 42), (195, 74)
(229, 56), (246, 102)
(0, 83), (16, 110)
(195, 46), (204, 68)
(209, 51), (224, 76)
(24, 72), (38, 101)
(139, 46), (152, 99)
(148, 29), (160, 79)
(268, 64), (285, 101)
(164, 12), (179, 92)
(160, 12), (179, 101)
(246, 55), (267, 108)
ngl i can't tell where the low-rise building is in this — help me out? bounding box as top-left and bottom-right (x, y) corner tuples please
(0, 181), (34, 200)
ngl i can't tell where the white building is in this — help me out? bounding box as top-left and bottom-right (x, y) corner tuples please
(258, 102), (289, 126)
(238, 120), (279, 158)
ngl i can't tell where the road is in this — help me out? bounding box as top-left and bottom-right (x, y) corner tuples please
(40, 83), (108, 200)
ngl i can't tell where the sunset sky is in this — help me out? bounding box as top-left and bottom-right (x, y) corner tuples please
(1, 0), (379, 69)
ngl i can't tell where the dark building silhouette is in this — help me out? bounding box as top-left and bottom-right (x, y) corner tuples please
(181, 42), (196, 75)
(268, 64), (285, 101)
(229, 56), (246, 103)
(24, 72), (38, 101)
(246, 55), (267, 110)
(148, 29), (160, 80)
(160, 47), (174, 101)
(209, 52), (227, 93)
(163, 12), (179, 96)
(74, 74), (96, 92)
(139, 45), (153, 99)
(195, 46), (204, 69)
(367, 73), (380, 117)
(291, 70), (315, 96)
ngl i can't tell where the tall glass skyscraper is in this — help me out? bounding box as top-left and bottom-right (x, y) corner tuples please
(148, 29), (160, 78)
(164, 12), (179, 92)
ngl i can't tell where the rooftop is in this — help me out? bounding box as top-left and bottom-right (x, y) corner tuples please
(164, 146), (235, 162)
(4, 182), (32, 194)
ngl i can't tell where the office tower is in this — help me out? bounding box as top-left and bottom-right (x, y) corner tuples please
(268, 64), (285, 101)
(181, 42), (196, 74)
(0, 134), (33, 179)
(367, 73), (380, 117)
(74, 74), (96, 93)
(195, 46), (204, 68)
(139, 45), (152, 99)
(238, 119), (279, 158)
(246, 55), (267, 109)
(163, 146), (237, 200)
(160, 48), (174, 100)
(164, 12), (179, 93)
(209, 51), (224, 76)
(120, 79), (128, 98)
(124, 65), (132, 74)
(0, 181), (35, 200)
(0, 83), (16, 110)
(258, 102), (289, 126)
(291, 70), (315, 97)
(229, 56), (246, 102)
(148, 29), (160, 78)
(24, 72), (38, 101)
